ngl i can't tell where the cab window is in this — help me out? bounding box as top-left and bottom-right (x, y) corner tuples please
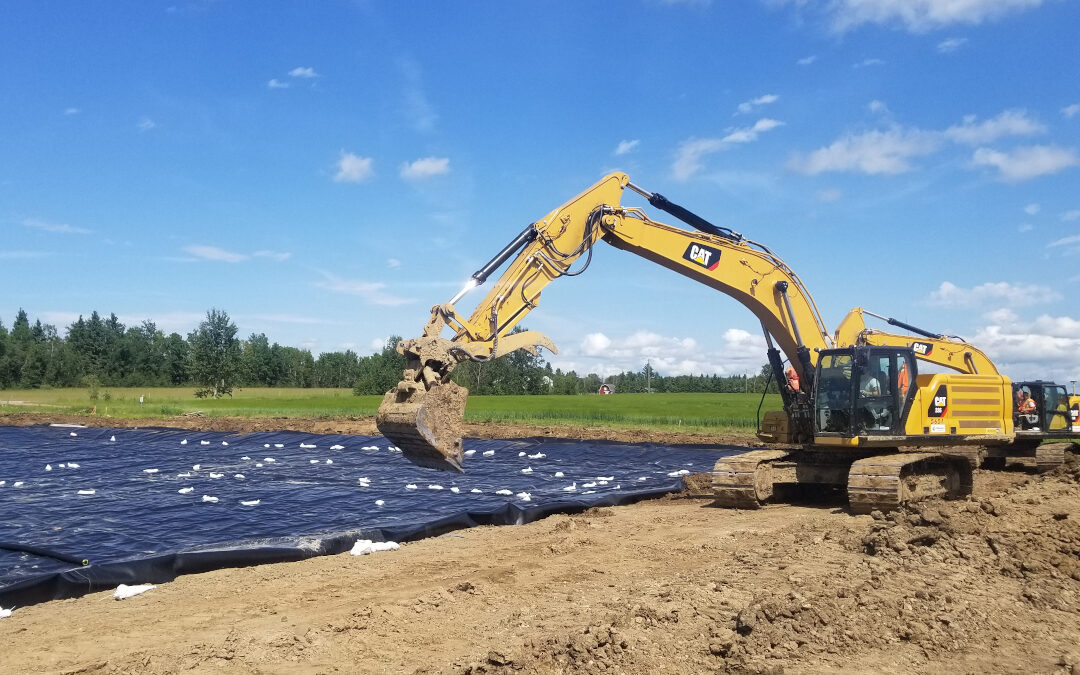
(857, 354), (894, 433)
(815, 353), (853, 433)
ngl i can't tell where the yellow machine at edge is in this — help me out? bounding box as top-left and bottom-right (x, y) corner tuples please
(375, 172), (1073, 513)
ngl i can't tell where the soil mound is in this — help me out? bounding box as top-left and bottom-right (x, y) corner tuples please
(455, 456), (1080, 674)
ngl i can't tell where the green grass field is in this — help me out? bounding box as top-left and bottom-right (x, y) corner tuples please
(0, 387), (783, 432)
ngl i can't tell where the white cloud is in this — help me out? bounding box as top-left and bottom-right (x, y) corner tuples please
(615, 331), (668, 357)
(1063, 103), (1080, 119)
(1024, 203), (1040, 215)
(820, 0), (1044, 33)
(1047, 233), (1080, 252)
(267, 78), (290, 89)
(37, 311), (83, 328)
(183, 245), (248, 263)
(983, 307), (1018, 324)
(943, 110), (1045, 145)
(137, 118), (156, 132)
(797, 55), (817, 66)
(1018, 223), (1034, 233)
(581, 332), (612, 356)
(928, 280), (1061, 308)
(247, 313), (325, 325)
(974, 324), (1077, 360)
(971, 145), (1079, 182)
(22, 218), (90, 235)
(315, 274), (414, 306)
(1029, 314), (1080, 338)
(116, 312), (205, 336)
(1062, 210), (1080, 222)
(387, 258), (401, 268)
(0, 250), (48, 260)
(723, 118), (783, 143)
(252, 250), (292, 262)
(971, 313), (1080, 381)
(614, 139), (640, 155)
(936, 37), (968, 53)
(736, 94), (779, 114)
(1045, 232), (1080, 257)
(64, 107), (80, 115)
(787, 127), (938, 175)
(672, 119), (784, 180)
(288, 67), (318, 78)
(564, 328), (767, 377)
(333, 152), (375, 183)
(787, 110), (1070, 180)
(854, 58), (884, 68)
(817, 189), (843, 202)
(400, 156), (450, 180)
(399, 57), (437, 133)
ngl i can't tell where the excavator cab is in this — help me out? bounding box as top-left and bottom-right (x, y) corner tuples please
(1013, 381), (1072, 433)
(813, 346), (915, 438)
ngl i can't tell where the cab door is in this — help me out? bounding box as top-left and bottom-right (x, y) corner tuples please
(814, 352), (855, 435)
(1042, 385), (1071, 431)
(854, 349), (910, 435)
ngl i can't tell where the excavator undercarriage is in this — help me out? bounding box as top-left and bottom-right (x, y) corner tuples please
(711, 449), (973, 513)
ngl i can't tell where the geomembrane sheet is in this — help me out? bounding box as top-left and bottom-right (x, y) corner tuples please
(0, 425), (742, 608)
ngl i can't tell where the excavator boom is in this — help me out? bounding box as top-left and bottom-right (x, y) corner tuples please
(834, 307), (1000, 375)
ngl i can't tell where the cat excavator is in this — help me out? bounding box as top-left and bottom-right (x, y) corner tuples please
(376, 172), (1064, 512)
(758, 306), (1075, 471)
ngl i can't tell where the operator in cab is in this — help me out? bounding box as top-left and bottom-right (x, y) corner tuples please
(859, 371), (882, 397)
(1016, 389), (1037, 415)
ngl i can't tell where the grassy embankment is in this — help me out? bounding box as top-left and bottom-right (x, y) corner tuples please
(0, 388), (783, 433)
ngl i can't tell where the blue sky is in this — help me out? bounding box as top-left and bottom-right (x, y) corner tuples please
(3, 0), (1079, 383)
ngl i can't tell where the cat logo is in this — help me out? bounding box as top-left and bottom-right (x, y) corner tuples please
(911, 341), (934, 356)
(926, 384), (948, 418)
(682, 243), (722, 271)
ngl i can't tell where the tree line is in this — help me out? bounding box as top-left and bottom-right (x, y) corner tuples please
(0, 308), (776, 396)
(0, 308), (359, 394)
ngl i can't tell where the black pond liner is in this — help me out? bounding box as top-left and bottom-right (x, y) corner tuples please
(0, 424), (745, 608)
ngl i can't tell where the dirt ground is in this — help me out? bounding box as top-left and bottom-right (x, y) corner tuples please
(2, 414), (1080, 674)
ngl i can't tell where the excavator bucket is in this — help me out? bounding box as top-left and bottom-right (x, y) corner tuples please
(376, 380), (469, 472)
(373, 319), (555, 473)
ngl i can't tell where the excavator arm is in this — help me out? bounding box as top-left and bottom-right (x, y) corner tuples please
(834, 307), (1000, 375)
(376, 172), (834, 471)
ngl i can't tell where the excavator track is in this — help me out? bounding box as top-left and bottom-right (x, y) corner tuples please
(711, 449), (792, 508)
(847, 452), (972, 515)
(1035, 443), (1068, 473)
(984, 441), (1068, 473)
(934, 445), (985, 469)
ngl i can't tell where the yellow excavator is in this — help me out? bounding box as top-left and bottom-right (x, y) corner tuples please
(376, 172), (1064, 512)
(758, 306), (1075, 472)
(859, 314), (1080, 461)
